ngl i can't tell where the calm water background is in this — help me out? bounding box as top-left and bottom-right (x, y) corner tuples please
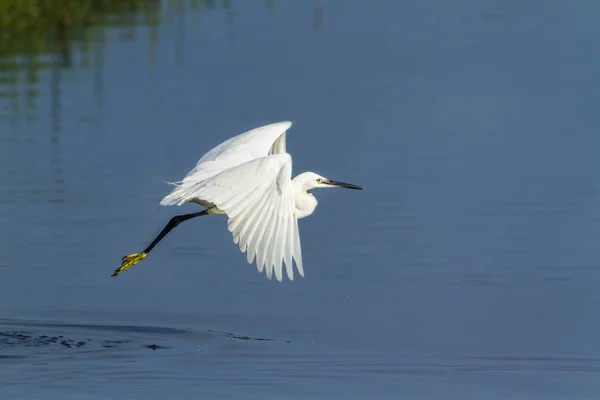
(1, 0), (600, 398)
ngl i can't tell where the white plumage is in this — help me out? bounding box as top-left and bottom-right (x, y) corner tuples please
(159, 122), (301, 281)
(160, 121), (292, 204)
(113, 121), (362, 282)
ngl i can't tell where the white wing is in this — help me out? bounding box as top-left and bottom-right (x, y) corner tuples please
(160, 121), (291, 206)
(186, 153), (303, 281)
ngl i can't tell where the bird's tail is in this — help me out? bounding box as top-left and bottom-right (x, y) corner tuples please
(159, 181), (201, 206)
(159, 183), (185, 206)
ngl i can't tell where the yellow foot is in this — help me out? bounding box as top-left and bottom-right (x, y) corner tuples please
(112, 253), (147, 277)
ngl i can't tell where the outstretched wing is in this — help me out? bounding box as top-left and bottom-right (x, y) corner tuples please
(189, 153), (303, 282)
(161, 121), (292, 206)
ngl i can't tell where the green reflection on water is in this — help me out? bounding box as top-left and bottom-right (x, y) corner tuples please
(0, 0), (240, 120)
(0, 0), (323, 123)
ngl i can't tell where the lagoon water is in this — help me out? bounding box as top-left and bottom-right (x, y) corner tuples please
(1, 1), (600, 398)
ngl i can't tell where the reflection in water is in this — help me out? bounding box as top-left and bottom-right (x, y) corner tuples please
(0, 0), (325, 125)
(1, 0), (163, 124)
(315, 0), (323, 30)
(50, 49), (66, 205)
(174, 0), (186, 77)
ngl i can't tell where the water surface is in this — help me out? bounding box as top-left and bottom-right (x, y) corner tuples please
(1, 1), (600, 398)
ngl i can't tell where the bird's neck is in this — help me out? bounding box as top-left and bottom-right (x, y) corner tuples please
(292, 175), (318, 219)
(294, 193), (317, 219)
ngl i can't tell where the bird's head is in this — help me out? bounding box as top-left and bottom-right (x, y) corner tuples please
(294, 172), (363, 192)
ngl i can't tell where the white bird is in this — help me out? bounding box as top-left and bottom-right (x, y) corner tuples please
(112, 121), (362, 281)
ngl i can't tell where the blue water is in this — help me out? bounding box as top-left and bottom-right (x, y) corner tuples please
(1, 1), (600, 398)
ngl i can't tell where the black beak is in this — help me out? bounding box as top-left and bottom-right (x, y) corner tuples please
(324, 179), (363, 190)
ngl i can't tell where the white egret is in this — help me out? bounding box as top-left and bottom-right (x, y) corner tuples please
(112, 121), (362, 281)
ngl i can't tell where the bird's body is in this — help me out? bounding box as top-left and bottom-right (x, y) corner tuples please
(112, 121), (362, 282)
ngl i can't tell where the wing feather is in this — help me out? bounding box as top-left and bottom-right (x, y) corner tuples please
(250, 187), (279, 273)
(275, 201), (288, 281)
(228, 185), (265, 242)
(244, 187), (276, 265)
(160, 122), (291, 206)
(267, 195), (284, 280)
(191, 153), (302, 281)
(263, 195), (280, 280)
(227, 186), (267, 236)
(236, 187), (272, 262)
(233, 187), (269, 253)
(284, 212), (294, 280)
(293, 217), (304, 277)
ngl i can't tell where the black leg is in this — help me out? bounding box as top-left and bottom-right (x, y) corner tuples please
(112, 209), (209, 277)
(142, 210), (209, 254)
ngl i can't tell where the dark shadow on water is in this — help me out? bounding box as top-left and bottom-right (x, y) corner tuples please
(0, 318), (279, 363)
(8, 321), (188, 335)
(144, 343), (170, 350)
(209, 329), (282, 342)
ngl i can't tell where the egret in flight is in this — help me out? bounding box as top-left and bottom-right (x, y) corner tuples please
(112, 121), (362, 281)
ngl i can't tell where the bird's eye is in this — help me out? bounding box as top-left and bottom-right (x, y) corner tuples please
(316, 178), (322, 184)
